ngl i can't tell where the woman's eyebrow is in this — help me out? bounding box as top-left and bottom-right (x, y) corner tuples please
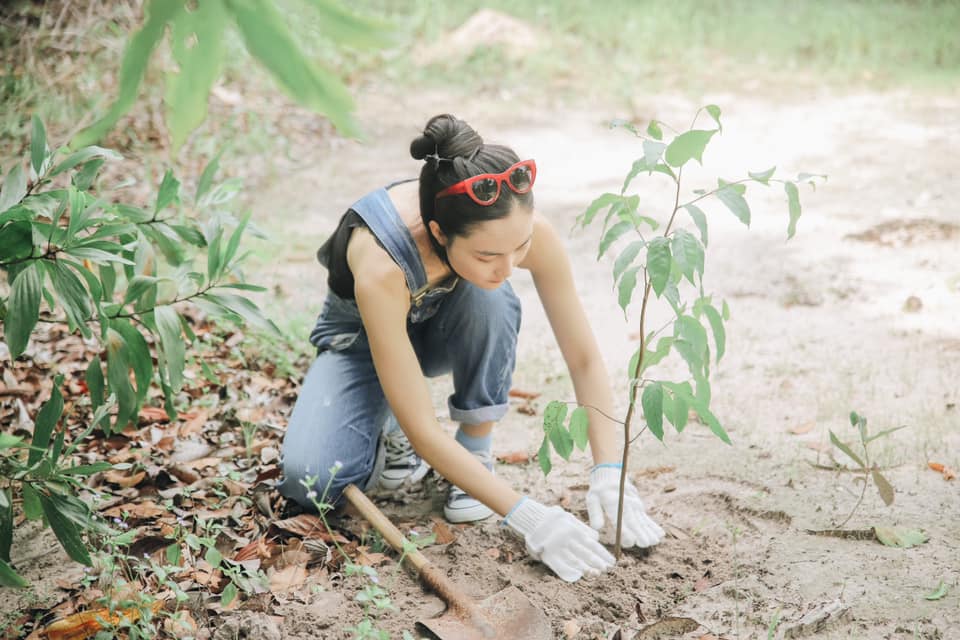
(477, 234), (533, 256)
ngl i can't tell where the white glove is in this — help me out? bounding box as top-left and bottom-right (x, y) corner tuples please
(502, 497), (615, 582)
(586, 464), (665, 548)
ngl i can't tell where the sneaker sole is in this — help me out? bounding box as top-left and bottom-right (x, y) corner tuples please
(444, 502), (494, 524)
(378, 461), (431, 490)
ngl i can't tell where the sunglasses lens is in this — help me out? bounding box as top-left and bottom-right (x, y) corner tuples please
(471, 178), (499, 203)
(509, 165), (533, 191)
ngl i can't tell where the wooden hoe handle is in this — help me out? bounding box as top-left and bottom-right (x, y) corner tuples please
(342, 484), (491, 629)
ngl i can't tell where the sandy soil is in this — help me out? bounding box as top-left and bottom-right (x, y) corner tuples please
(242, 83), (960, 640)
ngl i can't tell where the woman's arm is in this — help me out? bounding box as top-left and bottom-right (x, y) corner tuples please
(520, 213), (621, 465)
(347, 228), (522, 515)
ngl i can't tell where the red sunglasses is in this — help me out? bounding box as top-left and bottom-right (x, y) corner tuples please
(435, 159), (537, 206)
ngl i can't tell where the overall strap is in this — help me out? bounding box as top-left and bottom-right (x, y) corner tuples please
(348, 187), (428, 297)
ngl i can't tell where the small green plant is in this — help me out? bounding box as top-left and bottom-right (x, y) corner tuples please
(830, 410), (904, 528)
(538, 105), (822, 555)
(0, 116), (276, 586)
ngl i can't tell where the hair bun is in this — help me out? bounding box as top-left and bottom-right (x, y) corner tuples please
(410, 114), (483, 162)
(410, 134), (436, 161)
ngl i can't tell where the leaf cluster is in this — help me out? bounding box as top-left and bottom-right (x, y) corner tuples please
(70, 0), (394, 150)
(0, 117), (276, 587)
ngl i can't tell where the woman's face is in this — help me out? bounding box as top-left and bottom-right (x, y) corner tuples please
(435, 204), (534, 290)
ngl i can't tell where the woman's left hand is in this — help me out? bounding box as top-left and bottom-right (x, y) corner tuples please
(586, 463), (665, 548)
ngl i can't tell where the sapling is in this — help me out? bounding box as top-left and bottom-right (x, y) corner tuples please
(539, 106), (823, 555)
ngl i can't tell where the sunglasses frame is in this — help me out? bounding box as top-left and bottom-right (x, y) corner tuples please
(435, 159), (537, 206)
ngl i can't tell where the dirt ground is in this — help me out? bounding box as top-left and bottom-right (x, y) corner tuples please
(242, 83), (960, 640)
(4, 79), (960, 639)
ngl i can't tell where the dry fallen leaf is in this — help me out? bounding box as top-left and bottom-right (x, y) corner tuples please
(508, 388), (541, 399)
(45, 601), (164, 640)
(431, 517), (457, 544)
(496, 450), (532, 464)
(789, 421), (816, 435)
(102, 500), (165, 520)
(268, 564), (308, 594)
(138, 406), (170, 424)
(563, 619), (581, 638)
(103, 469), (146, 488)
(485, 547), (501, 560)
(928, 461), (957, 480)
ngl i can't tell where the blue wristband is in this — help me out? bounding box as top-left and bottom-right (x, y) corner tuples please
(500, 496), (528, 528)
(592, 462), (623, 472)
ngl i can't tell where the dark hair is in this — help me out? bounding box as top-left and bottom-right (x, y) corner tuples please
(410, 114), (534, 264)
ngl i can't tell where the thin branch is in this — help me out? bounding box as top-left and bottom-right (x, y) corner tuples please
(558, 401), (625, 426)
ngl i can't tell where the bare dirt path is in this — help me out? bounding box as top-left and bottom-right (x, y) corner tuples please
(251, 83), (960, 639)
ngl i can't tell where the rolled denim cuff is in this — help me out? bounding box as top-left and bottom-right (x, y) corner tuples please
(447, 397), (509, 425)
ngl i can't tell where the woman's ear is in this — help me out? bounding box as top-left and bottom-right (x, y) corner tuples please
(428, 220), (448, 247)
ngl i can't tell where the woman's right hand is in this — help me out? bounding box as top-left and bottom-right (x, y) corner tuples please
(502, 497), (616, 582)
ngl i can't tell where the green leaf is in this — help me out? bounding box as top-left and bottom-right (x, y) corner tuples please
(166, 0), (228, 150)
(61, 462), (114, 476)
(580, 193), (620, 227)
(722, 299), (730, 320)
(543, 401), (573, 460)
(704, 104), (722, 131)
(302, 0), (393, 49)
(64, 246), (134, 265)
(21, 484), (42, 520)
(48, 261), (93, 335)
(40, 495), (92, 566)
(702, 304), (726, 362)
(749, 166), (776, 185)
(199, 291), (279, 334)
(871, 468), (895, 506)
(683, 204), (708, 248)
(687, 394), (731, 444)
(31, 115), (47, 176)
(569, 407), (589, 451)
(923, 581), (948, 601)
(86, 357), (105, 417)
(196, 152), (222, 203)
(225, 0), (360, 138)
(155, 306), (186, 393)
(646, 120), (663, 140)
(205, 546), (223, 568)
(106, 328), (138, 430)
(0, 558), (27, 588)
(646, 237), (671, 297)
(166, 543), (181, 566)
(0, 164), (27, 214)
(717, 180), (751, 226)
(873, 526), (927, 549)
(828, 430), (865, 468)
(112, 319), (153, 404)
(50, 146), (124, 177)
(664, 129), (716, 168)
(0, 434), (23, 451)
(598, 220), (633, 260)
(29, 374), (64, 465)
(663, 385), (689, 432)
(864, 425), (907, 444)
(537, 436), (552, 476)
(642, 140), (666, 168)
(641, 383), (664, 441)
(5, 262), (42, 359)
(618, 266), (640, 314)
(123, 275), (159, 307)
(613, 240), (645, 283)
(0, 219), (34, 262)
(155, 169), (181, 214)
(0, 489), (12, 562)
(223, 212), (250, 269)
(71, 0), (183, 148)
(670, 229), (704, 285)
(785, 181), (801, 239)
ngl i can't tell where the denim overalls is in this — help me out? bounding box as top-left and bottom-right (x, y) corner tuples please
(278, 183), (522, 508)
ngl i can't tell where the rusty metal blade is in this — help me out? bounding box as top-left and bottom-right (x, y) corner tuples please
(416, 586), (552, 640)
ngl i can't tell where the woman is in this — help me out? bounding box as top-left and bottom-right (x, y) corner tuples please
(279, 114), (664, 582)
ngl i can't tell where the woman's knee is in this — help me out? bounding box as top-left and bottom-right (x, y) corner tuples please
(444, 282), (521, 339)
